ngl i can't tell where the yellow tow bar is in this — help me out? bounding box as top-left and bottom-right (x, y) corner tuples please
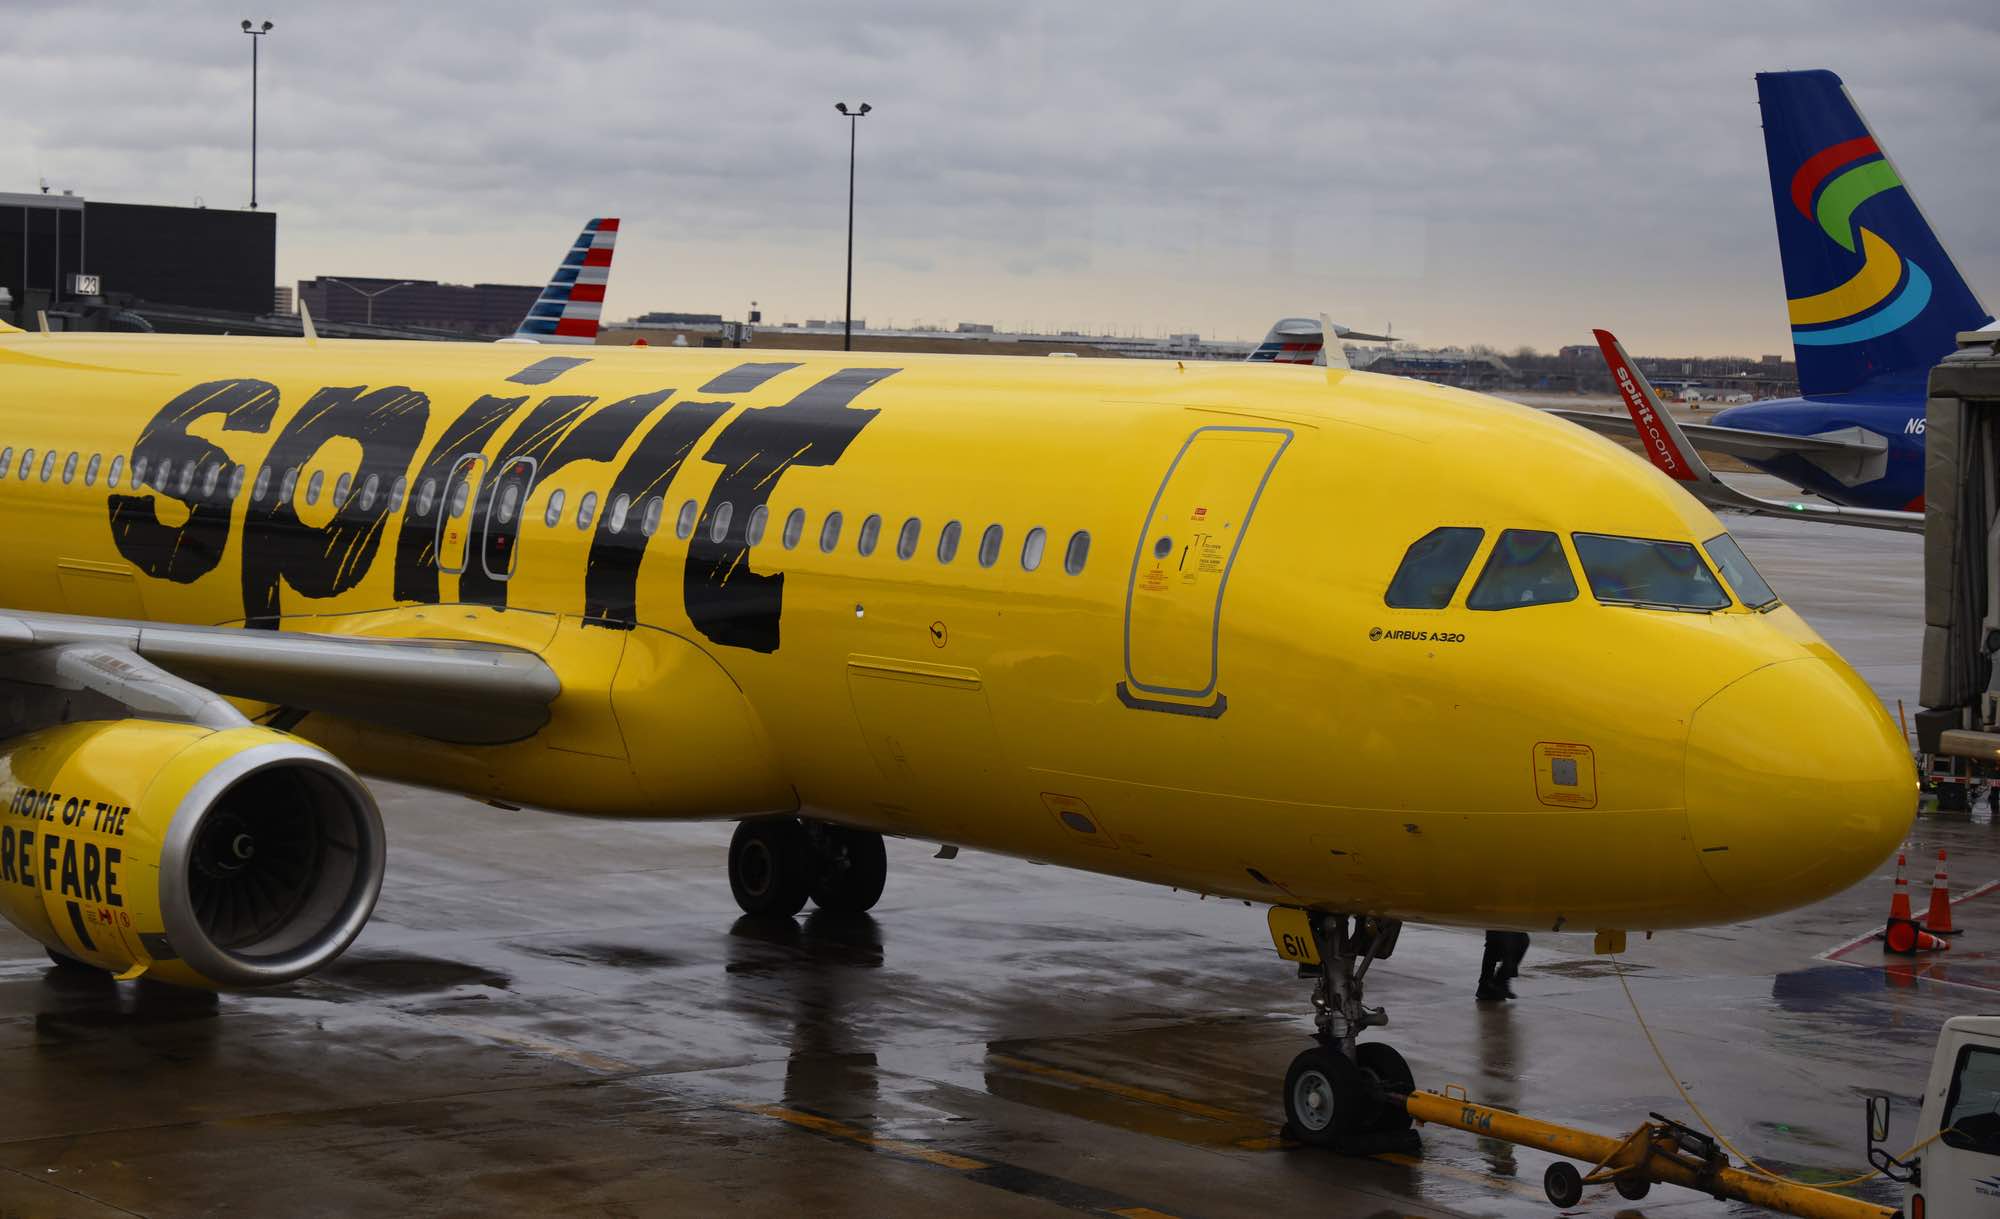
(1401, 1088), (1894, 1219)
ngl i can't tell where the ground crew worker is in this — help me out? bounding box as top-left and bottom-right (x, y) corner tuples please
(1477, 930), (1529, 1001)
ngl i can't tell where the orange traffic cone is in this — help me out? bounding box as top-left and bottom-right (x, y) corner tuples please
(1922, 848), (1962, 936)
(1886, 918), (1951, 954)
(1883, 851), (1949, 954)
(1889, 852), (1913, 923)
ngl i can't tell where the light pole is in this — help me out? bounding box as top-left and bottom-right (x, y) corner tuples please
(241, 20), (273, 209)
(324, 279), (414, 327)
(834, 101), (871, 352)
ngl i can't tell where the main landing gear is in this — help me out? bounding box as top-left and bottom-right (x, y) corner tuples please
(728, 816), (887, 918)
(1281, 913), (1419, 1153)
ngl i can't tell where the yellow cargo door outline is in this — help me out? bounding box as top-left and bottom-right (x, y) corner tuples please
(1121, 425), (1290, 713)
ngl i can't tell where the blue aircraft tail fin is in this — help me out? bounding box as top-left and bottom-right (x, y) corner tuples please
(1756, 70), (1989, 396)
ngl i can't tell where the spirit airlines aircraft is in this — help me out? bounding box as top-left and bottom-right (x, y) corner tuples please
(0, 328), (1912, 1144)
(1556, 70), (1990, 518)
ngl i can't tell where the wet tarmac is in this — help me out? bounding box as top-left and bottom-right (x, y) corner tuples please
(0, 501), (1972, 1218)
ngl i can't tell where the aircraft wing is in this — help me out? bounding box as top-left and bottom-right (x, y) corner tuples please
(1543, 408), (1883, 463)
(0, 609), (560, 744)
(1575, 329), (1922, 533)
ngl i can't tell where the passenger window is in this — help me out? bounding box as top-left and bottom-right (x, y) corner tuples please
(1064, 530), (1090, 575)
(358, 473), (379, 511)
(575, 490), (598, 529)
(1572, 533), (1729, 611)
(17, 449), (32, 480)
(0, 447), (11, 478)
(388, 477), (407, 512)
(61, 452), (78, 485)
(1942, 1045), (2000, 1156)
(334, 471), (352, 508)
(177, 462), (196, 497)
(676, 499), (697, 540)
(978, 524), (1004, 568)
(857, 513), (881, 556)
(85, 453), (100, 486)
(782, 507), (805, 549)
(251, 465), (270, 502)
(642, 496), (664, 537)
(1703, 533), (1779, 610)
(746, 504), (769, 547)
(496, 481), (521, 526)
(1021, 526), (1047, 571)
(227, 465), (245, 500)
(131, 456), (148, 486)
(608, 493), (631, 534)
(198, 462), (218, 499)
(1466, 529), (1577, 611)
(710, 500), (733, 543)
(896, 516), (921, 560)
(448, 477), (471, 517)
(937, 519), (962, 563)
(155, 458), (174, 491)
(544, 488), (566, 527)
(412, 476), (433, 516)
(819, 510), (844, 553)
(108, 455), (124, 488)
(41, 450), (57, 482)
(306, 470), (324, 506)
(1385, 527), (1484, 609)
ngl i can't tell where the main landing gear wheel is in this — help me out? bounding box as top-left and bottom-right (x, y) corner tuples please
(729, 818), (812, 917)
(728, 818), (890, 917)
(808, 825), (887, 915)
(1280, 912), (1417, 1151)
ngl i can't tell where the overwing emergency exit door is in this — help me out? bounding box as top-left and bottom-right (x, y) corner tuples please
(1121, 425), (1290, 716)
(435, 454), (486, 576)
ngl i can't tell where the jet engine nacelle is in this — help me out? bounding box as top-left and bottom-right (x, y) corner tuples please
(0, 720), (383, 988)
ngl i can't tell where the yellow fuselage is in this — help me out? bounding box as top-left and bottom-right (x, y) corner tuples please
(0, 335), (1913, 935)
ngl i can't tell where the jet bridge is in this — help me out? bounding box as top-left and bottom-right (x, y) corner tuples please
(1917, 328), (2000, 808)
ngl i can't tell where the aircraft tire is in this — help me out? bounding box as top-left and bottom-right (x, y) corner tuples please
(809, 827), (887, 915)
(729, 818), (812, 917)
(1354, 1041), (1415, 1131)
(1282, 1045), (1368, 1146)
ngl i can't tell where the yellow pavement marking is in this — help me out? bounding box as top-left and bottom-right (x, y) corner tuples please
(987, 1053), (1254, 1124)
(737, 1103), (989, 1172)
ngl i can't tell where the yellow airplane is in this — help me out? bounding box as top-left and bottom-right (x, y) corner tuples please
(0, 327), (1913, 1146)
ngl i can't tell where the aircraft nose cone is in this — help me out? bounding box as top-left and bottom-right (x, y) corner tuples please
(1684, 658), (1914, 919)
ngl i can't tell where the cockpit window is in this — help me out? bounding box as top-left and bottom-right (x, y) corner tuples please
(1703, 532), (1780, 610)
(1385, 527), (1484, 609)
(1466, 529), (1577, 611)
(1572, 533), (1729, 611)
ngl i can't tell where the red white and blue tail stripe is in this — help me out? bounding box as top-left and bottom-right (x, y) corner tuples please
(510, 218), (618, 345)
(1245, 316), (1325, 365)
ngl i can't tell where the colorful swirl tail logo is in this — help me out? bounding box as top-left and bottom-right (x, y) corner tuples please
(1785, 136), (1931, 347)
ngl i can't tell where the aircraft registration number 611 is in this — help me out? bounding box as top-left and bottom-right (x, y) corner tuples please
(1267, 907), (1320, 966)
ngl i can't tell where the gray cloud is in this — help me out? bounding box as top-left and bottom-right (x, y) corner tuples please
(2, 0), (1993, 353)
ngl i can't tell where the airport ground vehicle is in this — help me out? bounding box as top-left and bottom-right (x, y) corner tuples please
(1869, 1015), (2000, 1218)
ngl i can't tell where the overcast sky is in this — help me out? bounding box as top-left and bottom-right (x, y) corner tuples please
(2, 1), (1994, 354)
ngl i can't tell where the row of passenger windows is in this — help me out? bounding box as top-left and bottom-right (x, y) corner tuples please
(1386, 526), (1778, 612)
(0, 444), (1094, 576)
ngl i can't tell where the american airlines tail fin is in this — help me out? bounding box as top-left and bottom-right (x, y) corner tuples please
(1247, 317), (1324, 365)
(1592, 328), (1919, 532)
(1756, 70), (1989, 396)
(508, 218), (619, 345)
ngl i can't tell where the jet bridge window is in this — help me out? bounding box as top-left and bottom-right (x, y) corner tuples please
(1385, 526), (1484, 608)
(1703, 533), (1779, 610)
(1572, 533), (1729, 611)
(1466, 529), (1578, 611)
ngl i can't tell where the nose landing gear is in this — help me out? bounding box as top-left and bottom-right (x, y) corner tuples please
(1280, 912), (1419, 1153)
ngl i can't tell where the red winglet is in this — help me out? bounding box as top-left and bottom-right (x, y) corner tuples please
(1594, 329), (1696, 482)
